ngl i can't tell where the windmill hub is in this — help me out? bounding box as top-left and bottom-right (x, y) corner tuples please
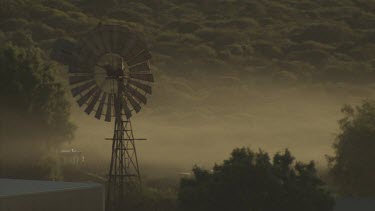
(104, 65), (123, 78)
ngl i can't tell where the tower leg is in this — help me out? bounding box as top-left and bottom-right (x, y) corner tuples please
(106, 118), (141, 211)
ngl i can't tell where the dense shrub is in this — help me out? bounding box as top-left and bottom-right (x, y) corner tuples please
(283, 41), (335, 54)
(30, 22), (64, 41)
(328, 101), (375, 196)
(0, 0), (29, 19)
(287, 49), (331, 66)
(0, 18), (29, 32)
(252, 40), (282, 58)
(177, 44), (216, 59)
(345, 12), (375, 29)
(109, 9), (150, 24)
(165, 20), (201, 33)
(195, 28), (245, 46)
(291, 23), (355, 44)
(5, 31), (34, 47)
(0, 44), (75, 146)
(0, 157), (60, 180)
(179, 147), (334, 211)
(347, 44), (375, 61)
(43, 0), (78, 11)
(0, 0), (373, 82)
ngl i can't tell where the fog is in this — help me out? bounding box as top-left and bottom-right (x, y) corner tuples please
(0, 107), (55, 163)
(64, 70), (375, 176)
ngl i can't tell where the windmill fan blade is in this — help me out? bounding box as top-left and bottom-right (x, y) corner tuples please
(129, 62), (150, 72)
(69, 75), (93, 85)
(85, 89), (102, 114)
(95, 92), (107, 120)
(120, 84), (141, 113)
(128, 79), (152, 94)
(123, 100), (132, 119)
(71, 80), (96, 97)
(77, 86), (99, 107)
(105, 93), (113, 122)
(59, 23), (154, 122)
(127, 85), (147, 104)
(129, 73), (154, 82)
(126, 93), (141, 113)
(127, 50), (151, 66)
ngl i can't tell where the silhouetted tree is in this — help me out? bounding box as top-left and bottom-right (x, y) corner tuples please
(0, 44), (75, 156)
(179, 147), (334, 211)
(328, 100), (375, 196)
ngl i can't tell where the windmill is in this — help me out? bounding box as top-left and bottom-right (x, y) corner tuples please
(51, 23), (153, 210)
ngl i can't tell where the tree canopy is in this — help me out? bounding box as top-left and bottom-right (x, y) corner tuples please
(179, 147), (334, 211)
(328, 100), (375, 196)
(0, 43), (75, 159)
(0, 0), (374, 83)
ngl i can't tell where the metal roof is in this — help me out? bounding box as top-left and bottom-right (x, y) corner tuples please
(0, 178), (102, 198)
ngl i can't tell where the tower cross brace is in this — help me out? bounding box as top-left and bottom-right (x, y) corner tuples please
(105, 111), (144, 211)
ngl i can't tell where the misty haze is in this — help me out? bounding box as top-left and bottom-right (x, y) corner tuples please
(70, 76), (375, 172)
(1, 0), (375, 211)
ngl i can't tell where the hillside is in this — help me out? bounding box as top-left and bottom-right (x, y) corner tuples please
(0, 0), (374, 83)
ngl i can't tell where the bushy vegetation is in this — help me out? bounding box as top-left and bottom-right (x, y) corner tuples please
(0, 44), (75, 145)
(0, 0), (374, 82)
(103, 147), (334, 211)
(328, 100), (375, 197)
(0, 156), (61, 180)
(179, 147), (334, 211)
(0, 43), (75, 178)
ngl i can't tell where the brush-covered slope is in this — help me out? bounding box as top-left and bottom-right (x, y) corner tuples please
(0, 0), (374, 82)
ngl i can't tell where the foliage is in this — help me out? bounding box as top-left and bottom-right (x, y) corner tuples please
(0, 44), (75, 146)
(291, 23), (355, 44)
(328, 100), (375, 196)
(0, 0), (374, 83)
(179, 147), (334, 211)
(0, 155), (61, 180)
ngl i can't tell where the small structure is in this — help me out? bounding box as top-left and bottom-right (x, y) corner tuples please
(59, 149), (84, 167)
(0, 178), (104, 211)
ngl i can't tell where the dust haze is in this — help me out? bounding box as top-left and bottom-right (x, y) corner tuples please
(0, 107), (55, 163)
(62, 68), (375, 176)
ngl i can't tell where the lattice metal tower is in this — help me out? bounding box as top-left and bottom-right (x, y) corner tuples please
(51, 23), (153, 211)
